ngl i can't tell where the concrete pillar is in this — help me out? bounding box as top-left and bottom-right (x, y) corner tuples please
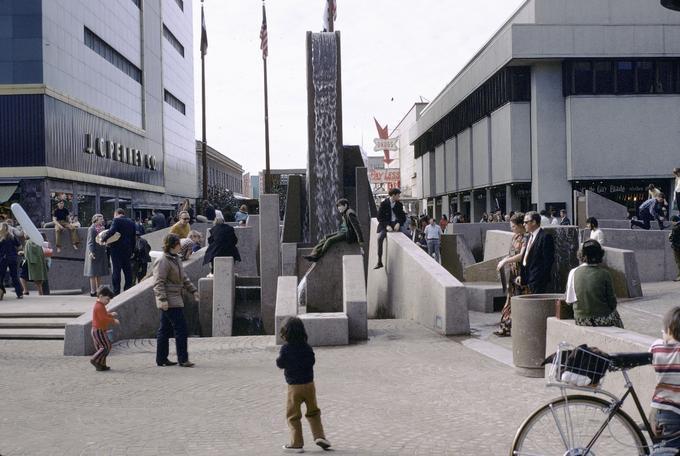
(531, 63), (572, 216)
(441, 194), (450, 220)
(212, 257), (235, 337)
(485, 188), (492, 214)
(469, 192), (476, 223)
(259, 194), (281, 334)
(198, 277), (214, 336)
(281, 243), (298, 276)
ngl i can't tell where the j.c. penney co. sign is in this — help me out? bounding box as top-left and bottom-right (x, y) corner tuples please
(84, 133), (158, 171)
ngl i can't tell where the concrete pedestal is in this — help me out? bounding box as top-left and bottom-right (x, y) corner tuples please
(259, 194), (281, 334)
(212, 257), (235, 337)
(512, 293), (563, 377)
(198, 277), (214, 336)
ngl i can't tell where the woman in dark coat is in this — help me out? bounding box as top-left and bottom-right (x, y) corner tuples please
(0, 222), (22, 300)
(203, 217), (241, 273)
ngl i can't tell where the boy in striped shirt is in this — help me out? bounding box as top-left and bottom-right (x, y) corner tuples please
(651, 306), (680, 449)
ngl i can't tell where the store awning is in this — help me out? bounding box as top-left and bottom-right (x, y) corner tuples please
(0, 184), (18, 204)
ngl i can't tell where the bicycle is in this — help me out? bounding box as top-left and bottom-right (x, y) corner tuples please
(510, 342), (680, 456)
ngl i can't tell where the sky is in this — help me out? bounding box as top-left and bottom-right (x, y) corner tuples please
(192, 0), (526, 175)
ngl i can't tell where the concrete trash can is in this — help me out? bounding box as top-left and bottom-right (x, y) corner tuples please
(512, 293), (564, 378)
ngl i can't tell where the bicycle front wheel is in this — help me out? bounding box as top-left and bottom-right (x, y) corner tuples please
(511, 395), (649, 456)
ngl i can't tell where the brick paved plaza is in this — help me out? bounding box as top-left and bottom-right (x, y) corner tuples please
(0, 320), (557, 456)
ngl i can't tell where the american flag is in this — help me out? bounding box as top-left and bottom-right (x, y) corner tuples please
(260, 4), (268, 59)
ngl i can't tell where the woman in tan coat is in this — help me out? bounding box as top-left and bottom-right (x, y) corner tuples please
(153, 234), (198, 367)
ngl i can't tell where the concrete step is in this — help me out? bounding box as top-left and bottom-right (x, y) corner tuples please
(465, 282), (506, 313)
(0, 311), (83, 318)
(0, 328), (65, 339)
(0, 317), (72, 328)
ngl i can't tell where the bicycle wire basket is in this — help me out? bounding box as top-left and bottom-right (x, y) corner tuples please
(548, 342), (612, 389)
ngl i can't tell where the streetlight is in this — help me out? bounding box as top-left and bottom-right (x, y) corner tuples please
(662, 0), (680, 11)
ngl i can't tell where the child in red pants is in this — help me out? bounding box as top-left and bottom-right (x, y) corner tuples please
(90, 285), (119, 371)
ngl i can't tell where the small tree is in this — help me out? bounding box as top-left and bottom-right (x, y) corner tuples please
(207, 185), (239, 221)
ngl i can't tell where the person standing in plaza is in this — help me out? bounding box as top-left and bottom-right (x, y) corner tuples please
(150, 209), (167, 231)
(169, 211), (191, 239)
(83, 214), (109, 297)
(559, 209), (571, 225)
(19, 238), (47, 295)
(99, 208), (136, 295)
(631, 193), (666, 230)
(131, 227), (151, 284)
(669, 215), (680, 282)
(586, 217), (605, 246)
(439, 214), (448, 233)
(202, 201), (216, 222)
(303, 199), (363, 263)
(153, 234), (198, 368)
(0, 222), (22, 300)
(374, 188), (407, 269)
(424, 218), (443, 263)
(52, 200), (80, 253)
(90, 285), (119, 371)
(520, 211), (555, 294)
(276, 317), (331, 453)
(494, 213), (528, 337)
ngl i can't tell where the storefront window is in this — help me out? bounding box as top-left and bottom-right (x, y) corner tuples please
(636, 61), (654, 93)
(77, 194), (96, 226)
(594, 61), (614, 93)
(616, 61), (635, 93)
(100, 197), (116, 223)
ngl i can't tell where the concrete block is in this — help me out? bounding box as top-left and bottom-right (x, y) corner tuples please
(483, 230), (514, 261)
(546, 317), (656, 417)
(303, 242), (362, 313)
(275, 276), (299, 345)
(448, 223), (511, 262)
(367, 218), (470, 335)
(440, 234), (463, 281)
(585, 190), (628, 220)
(342, 255), (367, 340)
(281, 242), (298, 277)
(212, 257), (235, 337)
(299, 312), (348, 346)
(259, 194), (281, 334)
(602, 247), (643, 299)
(465, 282), (506, 313)
(64, 249), (210, 356)
(282, 175), (303, 243)
(598, 219), (632, 229)
(198, 277), (213, 336)
(463, 257), (503, 283)
(586, 228), (677, 282)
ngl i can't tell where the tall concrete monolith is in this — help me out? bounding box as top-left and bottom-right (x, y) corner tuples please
(260, 194), (281, 334)
(213, 257), (235, 337)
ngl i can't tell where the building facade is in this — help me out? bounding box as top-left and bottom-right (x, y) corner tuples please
(195, 141), (244, 197)
(412, 0), (680, 222)
(390, 102), (428, 214)
(0, 0), (196, 226)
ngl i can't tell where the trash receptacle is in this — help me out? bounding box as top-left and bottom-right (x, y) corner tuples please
(512, 293), (564, 378)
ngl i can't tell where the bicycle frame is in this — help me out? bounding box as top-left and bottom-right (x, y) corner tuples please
(549, 369), (657, 452)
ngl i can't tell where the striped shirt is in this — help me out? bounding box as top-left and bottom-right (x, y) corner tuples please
(651, 339), (680, 414)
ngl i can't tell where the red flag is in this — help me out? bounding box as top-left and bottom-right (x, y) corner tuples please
(260, 4), (268, 59)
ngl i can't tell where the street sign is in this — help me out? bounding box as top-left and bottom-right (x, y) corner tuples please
(373, 138), (399, 152)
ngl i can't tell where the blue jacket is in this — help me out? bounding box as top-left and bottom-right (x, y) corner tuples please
(0, 236), (19, 261)
(276, 342), (315, 385)
(102, 216), (136, 256)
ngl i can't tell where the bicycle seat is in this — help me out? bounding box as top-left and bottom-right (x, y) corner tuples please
(609, 352), (652, 369)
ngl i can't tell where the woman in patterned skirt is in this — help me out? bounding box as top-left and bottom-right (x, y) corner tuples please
(494, 212), (528, 337)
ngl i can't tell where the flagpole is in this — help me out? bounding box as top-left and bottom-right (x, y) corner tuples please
(327, 0), (334, 32)
(262, 1), (271, 194)
(200, 1), (208, 206)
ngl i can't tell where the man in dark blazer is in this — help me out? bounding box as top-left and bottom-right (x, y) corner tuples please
(203, 217), (240, 273)
(151, 209), (167, 231)
(520, 211), (555, 294)
(100, 208), (137, 295)
(374, 188), (407, 269)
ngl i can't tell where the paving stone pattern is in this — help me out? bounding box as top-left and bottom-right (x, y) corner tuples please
(0, 320), (555, 455)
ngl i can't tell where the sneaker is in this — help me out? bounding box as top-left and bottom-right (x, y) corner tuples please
(315, 438), (331, 450)
(73, 245), (78, 250)
(282, 445), (304, 453)
(179, 361), (195, 368)
(373, 262), (383, 270)
(206, 273), (214, 278)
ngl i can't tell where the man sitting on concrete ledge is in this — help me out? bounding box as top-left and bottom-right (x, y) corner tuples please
(374, 188), (407, 269)
(304, 199), (363, 263)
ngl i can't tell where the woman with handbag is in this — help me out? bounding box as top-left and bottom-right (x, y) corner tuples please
(0, 222), (22, 300)
(153, 234), (198, 368)
(83, 214), (110, 297)
(494, 212), (528, 337)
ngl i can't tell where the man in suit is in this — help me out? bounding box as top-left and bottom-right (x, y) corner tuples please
(151, 209), (167, 231)
(99, 208), (137, 295)
(520, 211), (555, 294)
(559, 209), (571, 226)
(374, 188), (407, 269)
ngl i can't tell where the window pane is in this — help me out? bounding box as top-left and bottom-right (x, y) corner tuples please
(573, 61), (593, 94)
(594, 61), (614, 93)
(636, 61), (654, 93)
(617, 61), (634, 93)
(657, 61), (674, 93)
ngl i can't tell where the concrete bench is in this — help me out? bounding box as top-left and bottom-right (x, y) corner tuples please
(545, 317), (656, 416)
(343, 255), (367, 340)
(465, 282), (506, 313)
(274, 276), (298, 345)
(299, 313), (348, 346)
